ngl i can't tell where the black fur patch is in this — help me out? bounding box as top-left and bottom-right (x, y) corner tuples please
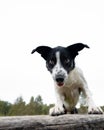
(31, 43), (89, 74)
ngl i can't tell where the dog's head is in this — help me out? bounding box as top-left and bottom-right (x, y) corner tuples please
(31, 43), (89, 87)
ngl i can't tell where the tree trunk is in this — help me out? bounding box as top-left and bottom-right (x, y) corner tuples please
(0, 114), (104, 130)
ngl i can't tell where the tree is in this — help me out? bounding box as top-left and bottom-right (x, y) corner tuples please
(25, 96), (36, 115)
(8, 96), (26, 116)
(34, 95), (43, 115)
(35, 95), (43, 105)
(42, 104), (50, 115)
(0, 100), (11, 116)
(25, 95), (51, 115)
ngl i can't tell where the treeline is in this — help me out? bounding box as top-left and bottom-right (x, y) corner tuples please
(0, 95), (104, 116)
(0, 95), (54, 116)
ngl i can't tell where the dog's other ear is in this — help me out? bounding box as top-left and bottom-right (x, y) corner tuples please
(66, 43), (89, 58)
(31, 46), (52, 60)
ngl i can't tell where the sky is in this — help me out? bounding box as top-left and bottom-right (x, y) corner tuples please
(0, 0), (104, 106)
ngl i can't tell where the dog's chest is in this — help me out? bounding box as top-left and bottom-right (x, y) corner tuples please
(56, 68), (84, 109)
(62, 85), (80, 108)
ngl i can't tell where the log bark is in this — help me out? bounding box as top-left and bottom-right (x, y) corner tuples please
(0, 114), (104, 130)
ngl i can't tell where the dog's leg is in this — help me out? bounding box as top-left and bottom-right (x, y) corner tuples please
(82, 84), (103, 114)
(49, 93), (67, 116)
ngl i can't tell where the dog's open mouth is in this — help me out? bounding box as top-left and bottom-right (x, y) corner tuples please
(56, 77), (65, 87)
(57, 82), (64, 87)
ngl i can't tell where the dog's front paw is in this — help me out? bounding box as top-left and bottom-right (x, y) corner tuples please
(49, 105), (67, 116)
(88, 106), (103, 114)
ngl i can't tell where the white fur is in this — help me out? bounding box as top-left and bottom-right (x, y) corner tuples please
(49, 52), (103, 115)
(52, 52), (68, 83)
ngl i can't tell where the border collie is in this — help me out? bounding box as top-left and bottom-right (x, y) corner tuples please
(31, 43), (103, 116)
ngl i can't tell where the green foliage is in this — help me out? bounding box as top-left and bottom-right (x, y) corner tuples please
(0, 95), (52, 116)
(78, 105), (88, 114)
(0, 96), (103, 116)
(8, 96), (26, 116)
(0, 100), (12, 116)
(25, 96), (36, 115)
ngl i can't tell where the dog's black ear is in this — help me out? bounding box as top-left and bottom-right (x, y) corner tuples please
(31, 46), (52, 60)
(66, 43), (89, 58)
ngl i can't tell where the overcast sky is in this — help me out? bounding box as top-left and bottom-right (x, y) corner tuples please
(0, 0), (104, 106)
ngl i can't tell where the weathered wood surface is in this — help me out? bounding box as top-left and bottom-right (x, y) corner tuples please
(0, 114), (104, 130)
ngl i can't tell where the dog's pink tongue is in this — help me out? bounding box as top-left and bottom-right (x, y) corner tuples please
(57, 82), (64, 87)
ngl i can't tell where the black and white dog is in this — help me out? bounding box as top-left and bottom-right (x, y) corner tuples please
(31, 43), (103, 116)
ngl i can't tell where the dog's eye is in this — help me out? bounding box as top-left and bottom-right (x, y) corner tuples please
(49, 60), (55, 65)
(64, 59), (70, 64)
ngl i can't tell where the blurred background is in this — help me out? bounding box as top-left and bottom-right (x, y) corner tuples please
(0, 0), (104, 110)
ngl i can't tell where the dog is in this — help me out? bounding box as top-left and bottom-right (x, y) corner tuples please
(31, 43), (103, 116)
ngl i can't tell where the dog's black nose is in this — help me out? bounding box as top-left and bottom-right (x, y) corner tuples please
(55, 75), (65, 86)
(56, 77), (64, 83)
(56, 77), (64, 86)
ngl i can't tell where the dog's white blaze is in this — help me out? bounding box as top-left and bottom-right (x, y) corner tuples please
(54, 51), (61, 73)
(52, 51), (67, 80)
